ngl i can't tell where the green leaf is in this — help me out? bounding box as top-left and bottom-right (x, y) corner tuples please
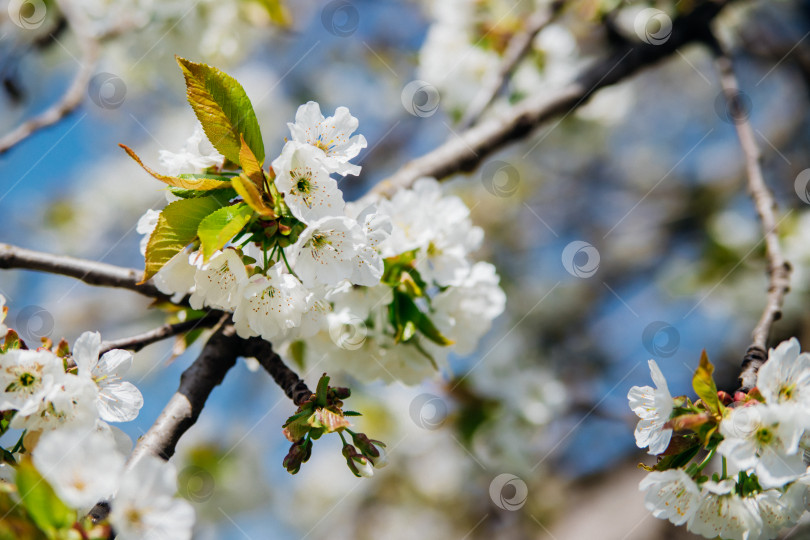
(15, 460), (75, 535)
(282, 416), (311, 443)
(392, 291), (453, 346)
(143, 193), (232, 282)
(314, 374), (330, 408)
(176, 57), (265, 165)
(693, 350), (722, 416)
(120, 144), (231, 191)
(197, 203), (254, 261)
(170, 187), (238, 200)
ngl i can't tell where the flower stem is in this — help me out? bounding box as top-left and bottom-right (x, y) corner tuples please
(279, 245), (295, 275)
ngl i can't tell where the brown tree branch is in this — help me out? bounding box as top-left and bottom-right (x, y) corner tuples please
(242, 337), (313, 405)
(0, 243), (169, 301)
(371, 0), (727, 197)
(124, 317), (238, 467)
(0, 0), (100, 155)
(457, 0), (565, 129)
(98, 313), (223, 355)
(710, 41), (792, 391)
(89, 324), (313, 522)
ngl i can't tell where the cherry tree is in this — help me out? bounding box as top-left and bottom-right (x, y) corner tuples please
(1, 0), (810, 539)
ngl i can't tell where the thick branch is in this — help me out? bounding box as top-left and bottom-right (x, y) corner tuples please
(458, 1), (565, 129)
(372, 0), (726, 197)
(0, 0), (100, 154)
(242, 337), (313, 405)
(98, 313), (223, 355)
(711, 43), (792, 391)
(0, 243), (168, 301)
(125, 319), (239, 466)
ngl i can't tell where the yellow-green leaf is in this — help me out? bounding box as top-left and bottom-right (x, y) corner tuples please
(120, 144), (231, 191)
(693, 350), (722, 416)
(239, 135), (264, 188)
(15, 459), (75, 535)
(176, 57), (265, 165)
(253, 0), (292, 26)
(197, 202), (254, 261)
(142, 193), (231, 282)
(232, 174), (276, 217)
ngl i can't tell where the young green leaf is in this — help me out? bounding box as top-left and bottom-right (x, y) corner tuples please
(176, 57), (265, 165)
(692, 350), (723, 417)
(15, 459), (76, 535)
(120, 144), (231, 191)
(197, 202), (254, 261)
(142, 193), (231, 282)
(232, 174), (276, 217)
(392, 291), (454, 346)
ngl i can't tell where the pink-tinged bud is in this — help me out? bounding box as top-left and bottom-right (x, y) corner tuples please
(717, 391), (733, 405)
(734, 391), (747, 402)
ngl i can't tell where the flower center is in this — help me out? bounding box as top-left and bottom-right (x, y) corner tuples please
(295, 176), (311, 195)
(779, 384), (795, 400)
(308, 233), (330, 250)
(18, 372), (35, 387)
(755, 427), (773, 445)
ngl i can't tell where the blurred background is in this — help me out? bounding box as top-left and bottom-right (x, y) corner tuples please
(3, 0), (810, 538)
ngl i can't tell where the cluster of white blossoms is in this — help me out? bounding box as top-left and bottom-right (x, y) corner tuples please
(141, 102), (505, 385)
(0, 309), (194, 538)
(628, 339), (810, 540)
(292, 178), (506, 384)
(416, 0), (580, 117)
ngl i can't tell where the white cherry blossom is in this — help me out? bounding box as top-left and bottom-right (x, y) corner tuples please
(0, 349), (63, 416)
(152, 249), (197, 301)
(757, 338), (810, 407)
(272, 142), (345, 223)
(687, 480), (763, 540)
(111, 455), (195, 540)
(638, 468), (701, 525)
(291, 216), (383, 289)
(286, 101), (367, 176)
(754, 485), (806, 539)
(73, 331), (144, 423)
(432, 261), (506, 355)
(12, 373), (99, 431)
(718, 404), (806, 489)
(189, 248), (249, 310)
(627, 359), (674, 455)
(32, 427), (125, 510)
(233, 267), (309, 341)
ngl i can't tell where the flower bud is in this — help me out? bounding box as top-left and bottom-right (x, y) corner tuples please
(283, 438), (312, 475)
(342, 444), (374, 478)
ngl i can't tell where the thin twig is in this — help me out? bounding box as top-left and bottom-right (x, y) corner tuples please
(242, 337), (313, 405)
(458, 1), (565, 129)
(371, 0), (727, 197)
(710, 40), (792, 391)
(0, 0), (100, 154)
(98, 313), (223, 355)
(0, 243), (169, 301)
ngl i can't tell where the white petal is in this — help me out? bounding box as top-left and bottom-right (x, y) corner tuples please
(73, 331), (101, 375)
(98, 381), (144, 423)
